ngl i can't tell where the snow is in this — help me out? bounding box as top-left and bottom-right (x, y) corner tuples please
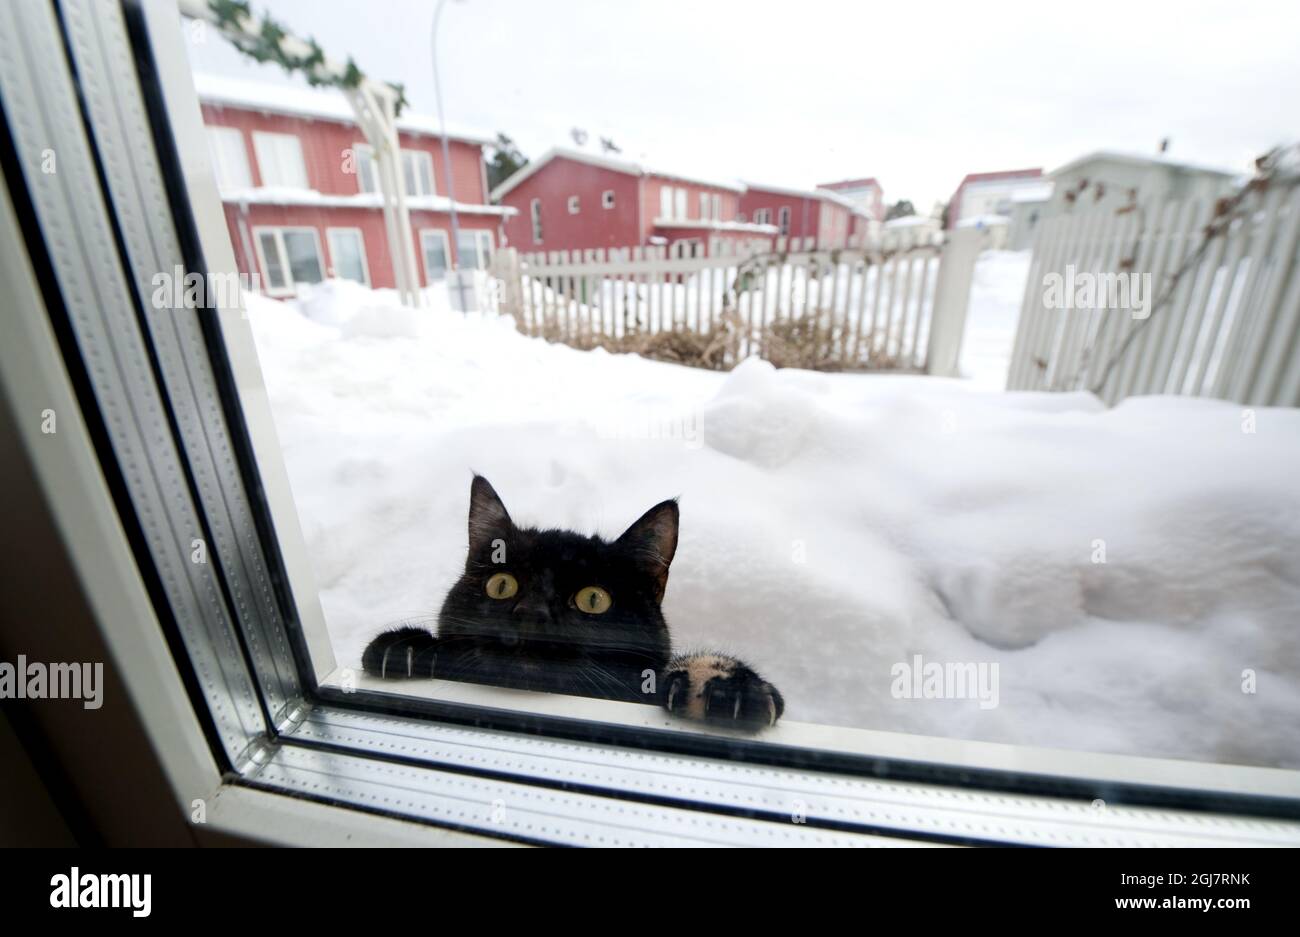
(193, 72), (495, 145)
(242, 264), (1300, 768)
(958, 250), (1032, 389)
(218, 186), (513, 216)
(492, 146), (746, 201)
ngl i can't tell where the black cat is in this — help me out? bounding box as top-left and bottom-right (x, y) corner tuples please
(361, 476), (783, 728)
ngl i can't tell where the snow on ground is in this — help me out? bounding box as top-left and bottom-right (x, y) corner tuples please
(958, 249), (1032, 389)
(243, 259), (1300, 768)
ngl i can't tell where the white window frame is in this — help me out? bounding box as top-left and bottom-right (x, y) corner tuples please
(252, 225), (325, 296)
(420, 228), (452, 282)
(659, 185), (672, 221)
(602, 189), (615, 209)
(712, 193), (722, 221)
(530, 198), (543, 244)
(205, 124), (251, 190)
(673, 186), (687, 221)
(353, 142), (437, 197)
(778, 206), (791, 236)
(753, 208), (771, 225)
(251, 130), (308, 189)
(567, 195), (580, 214)
(402, 148), (437, 197)
(462, 229), (495, 270)
(325, 227), (371, 286)
(698, 191), (709, 220)
(19, 0), (1289, 850)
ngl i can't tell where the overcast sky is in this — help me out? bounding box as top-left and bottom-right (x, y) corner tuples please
(184, 0), (1299, 209)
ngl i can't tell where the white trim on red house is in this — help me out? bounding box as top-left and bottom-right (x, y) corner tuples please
(490, 146), (745, 201)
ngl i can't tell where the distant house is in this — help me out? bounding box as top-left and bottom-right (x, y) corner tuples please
(946, 168), (1044, 230)
(490, 148), (775, 257)
(738, 183), (862, 248)
(1047, 150), (1240, 213)
(1005, 181), (1054, 249)
(882, 214), (943, 250)
(819, 177), (886, 222)
(197, 74), (512, 295)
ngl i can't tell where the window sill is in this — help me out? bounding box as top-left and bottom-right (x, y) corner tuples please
(314, 667), (1300, 808)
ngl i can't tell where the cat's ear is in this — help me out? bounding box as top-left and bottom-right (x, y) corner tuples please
(616, 499), (679, 602)
(467, 475), (513, 555)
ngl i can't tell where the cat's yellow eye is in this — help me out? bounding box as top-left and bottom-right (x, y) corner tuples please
(485, 572), (518, 600)
(573, 585), (612, 615)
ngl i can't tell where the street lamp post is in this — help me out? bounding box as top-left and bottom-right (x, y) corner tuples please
(432, 0), (470, 311)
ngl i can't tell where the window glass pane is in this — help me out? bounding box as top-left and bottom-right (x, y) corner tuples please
(253, 132), (308, 188)
(456, 230), (482, 270)
(355, 145), (378, 194)
(422, 231), (449, 280)
(282, 230), (323, 284)
(329, 230), (366, 283)
(659, 186), (671, 219)
(419, 156), (435, 196)
(402, 153), (418, 196)
(257, 231), (286, 290)
(400, 150), (434, 196)
(206, 126), (250, 189)
(674, 187), (686, 220)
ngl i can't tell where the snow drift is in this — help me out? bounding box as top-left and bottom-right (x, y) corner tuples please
(241, 265), (1300, 768)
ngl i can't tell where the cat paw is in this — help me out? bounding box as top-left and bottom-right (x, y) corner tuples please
(361, 627), (439, 678)
(660, 654), (784, 729)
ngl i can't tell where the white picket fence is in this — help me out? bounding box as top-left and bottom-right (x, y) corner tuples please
(1007, 180), (1300, 407)
(489, 231), (990, 373)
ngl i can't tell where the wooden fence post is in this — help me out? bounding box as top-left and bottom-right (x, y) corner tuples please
(926, 226), (986, 376)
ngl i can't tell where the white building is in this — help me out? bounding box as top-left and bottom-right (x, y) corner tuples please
(1047, 150), (1241, 213)
(882, 214), (943, 250)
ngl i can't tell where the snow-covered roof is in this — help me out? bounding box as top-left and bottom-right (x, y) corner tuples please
(193, 73), (496, 146)
(490, 147), (745, 201)
(1049, 150), (1240, 180)
(218, 186), (515, 216)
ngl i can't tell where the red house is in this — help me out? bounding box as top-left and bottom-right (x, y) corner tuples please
(738, 183), (863, 248)
(818, 177), (886, 222)
(946, 168), (1043, 229)
(196, 74), (512, 295)
(491, 148), (776, 257)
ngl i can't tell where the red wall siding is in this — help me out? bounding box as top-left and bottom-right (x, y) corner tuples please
(498, 157), (642, 251)
(201, 104), (487, 203)
(642, 176), (740, 241)
(739, 189), (819, 241)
